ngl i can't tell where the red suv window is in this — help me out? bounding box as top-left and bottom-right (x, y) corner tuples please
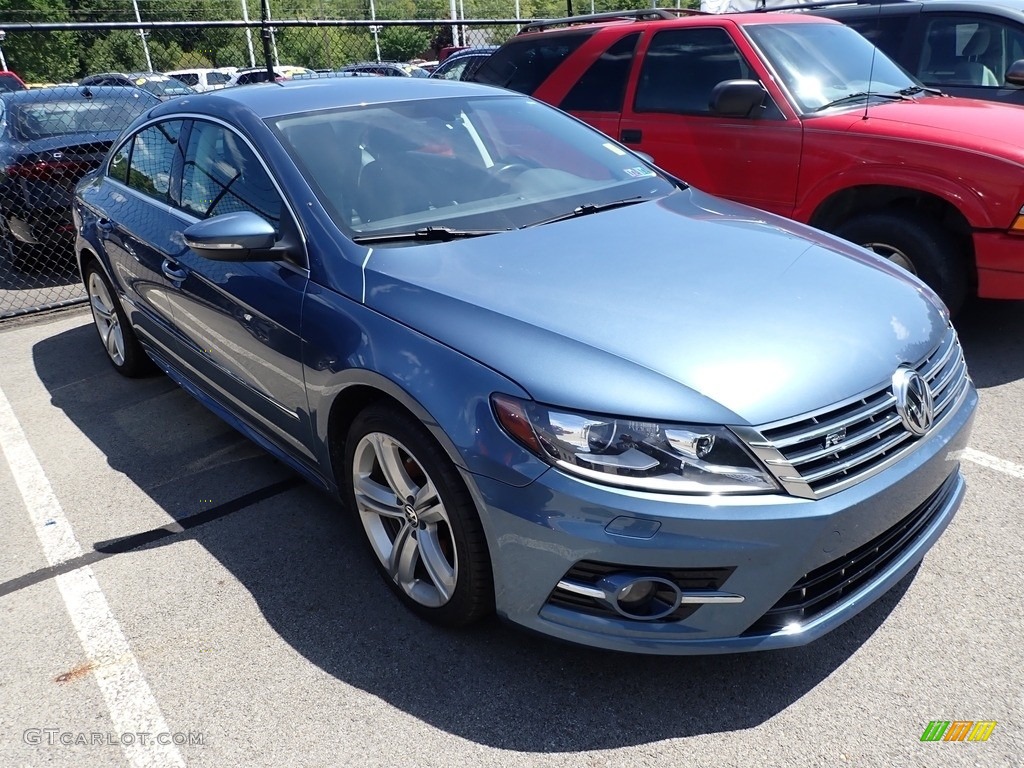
(559, 32), (640, 112)
(474, 31), (594, 93)
(0, 73), (26, 92)
(635, 28), (754, 115)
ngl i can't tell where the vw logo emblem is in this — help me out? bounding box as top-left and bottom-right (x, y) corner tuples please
(892, 368), (935, 436)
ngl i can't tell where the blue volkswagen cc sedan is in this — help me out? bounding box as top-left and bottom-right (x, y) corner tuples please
(73, 78), (976, 654)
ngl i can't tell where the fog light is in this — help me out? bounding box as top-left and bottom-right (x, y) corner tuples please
(598, 574), (682, 620)
(617, 580), (656, 607)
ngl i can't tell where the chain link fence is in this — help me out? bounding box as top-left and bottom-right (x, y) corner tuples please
(0, 1), (697, 318)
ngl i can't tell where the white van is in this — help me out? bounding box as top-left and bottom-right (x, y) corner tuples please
(164, 68), (235, 92)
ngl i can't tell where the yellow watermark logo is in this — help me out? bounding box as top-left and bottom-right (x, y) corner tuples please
(920, 721), (997, 742)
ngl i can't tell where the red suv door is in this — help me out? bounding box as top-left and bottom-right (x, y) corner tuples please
(544, 22), (805, 219)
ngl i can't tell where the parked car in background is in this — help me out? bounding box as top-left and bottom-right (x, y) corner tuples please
(805, 0), (1024, 105)
(165, 67), (235, 92)
(429, 46), (498, 81)
(74, 78), (975, 655)
(226, 65), (315, 86)
(472, 9), (1024, 312)
(0, 71), (27, 92)
(78, 72), (195, 100)
(0, 85), (159, 269)
(292, 70), (377, 80)
(339, 61), (431, 77)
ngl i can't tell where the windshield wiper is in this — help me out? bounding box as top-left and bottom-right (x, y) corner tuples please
(899, 85), (944, 97)
(524, 197), (646, 228)
(812, 91), (909, 112)
(352, 226), (507, 244)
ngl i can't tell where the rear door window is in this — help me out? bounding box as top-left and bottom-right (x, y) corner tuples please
(473, 31), (594, 94)
(560, 32), (640, 112)
(126, 120), (185, 202)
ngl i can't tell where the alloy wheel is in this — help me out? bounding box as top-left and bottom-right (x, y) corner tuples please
(351, 432), (458, 608)
(862, 241), (917, 274)
(88, 271), (126, 366)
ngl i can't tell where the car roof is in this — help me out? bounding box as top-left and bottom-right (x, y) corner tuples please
(149, 77), (514, 119)
(516, 8), (837, 37)
(445, 46), (499, 58)
(0, 85), (158, 104)
(822, 0), (1024, 12)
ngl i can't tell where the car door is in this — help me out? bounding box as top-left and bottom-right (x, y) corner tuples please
(616, 24), (803, 217)
(94, 120), (186, 353)
(555, 32), (641, 141)
(165, 118), (313, 462)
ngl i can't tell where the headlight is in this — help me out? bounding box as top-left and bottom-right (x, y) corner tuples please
(492, 394), (778, 494)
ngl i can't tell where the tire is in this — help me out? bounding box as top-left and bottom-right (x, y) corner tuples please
(83, 262), (154, 377)
(833, 211), (968, 316)
(0, 231), (30, 272)
(343, 404), (494, 627)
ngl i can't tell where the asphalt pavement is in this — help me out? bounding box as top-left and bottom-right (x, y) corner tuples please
(0, 300), (1021, 767)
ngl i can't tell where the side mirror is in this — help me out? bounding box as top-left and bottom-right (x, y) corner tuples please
(182, 211), (284, 262)
(709, 79), (767, 118)
(1006, 59), (1024, 86)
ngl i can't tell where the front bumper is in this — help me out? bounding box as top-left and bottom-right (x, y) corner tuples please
(466, 385), (976, 654)
(974, 231), (1024, 299)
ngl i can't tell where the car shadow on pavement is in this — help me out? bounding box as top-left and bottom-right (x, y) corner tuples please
(956, 299), (1024, 388)
(33, 322), (915, 751)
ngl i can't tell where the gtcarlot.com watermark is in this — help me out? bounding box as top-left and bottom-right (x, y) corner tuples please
(24, 729), (204, 747)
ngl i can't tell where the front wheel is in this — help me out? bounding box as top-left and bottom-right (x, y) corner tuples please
(833, 211), (968, 316)
(343, 404), (493, 627)
(84, 262), (154, 377)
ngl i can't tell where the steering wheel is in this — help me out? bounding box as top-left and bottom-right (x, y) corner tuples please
(479, 163), (531, 196)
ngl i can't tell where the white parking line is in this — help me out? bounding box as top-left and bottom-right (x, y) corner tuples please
(962, 448), (1024, 480)
(0, 384), (185, 768)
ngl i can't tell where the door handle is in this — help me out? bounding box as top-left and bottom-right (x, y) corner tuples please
(621, 129), (643, 144)
(161, 259), (187, 282)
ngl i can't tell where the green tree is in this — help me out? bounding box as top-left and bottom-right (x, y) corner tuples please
(378, 25), (432, 60)
(0, 0), (77, 82)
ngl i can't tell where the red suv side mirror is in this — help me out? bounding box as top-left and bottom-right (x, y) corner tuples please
(710, 80), (766, 118)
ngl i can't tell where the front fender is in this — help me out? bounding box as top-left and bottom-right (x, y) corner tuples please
(301, 281), (549, 493)
(796, 163), (994, 229)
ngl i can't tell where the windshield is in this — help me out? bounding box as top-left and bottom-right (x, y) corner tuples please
(746, 23), (916, 113)
(271, 95), (676, 239)
(9, 95), (153, 139)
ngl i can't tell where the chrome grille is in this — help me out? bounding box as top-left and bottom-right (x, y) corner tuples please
(750, 328), (970, 499)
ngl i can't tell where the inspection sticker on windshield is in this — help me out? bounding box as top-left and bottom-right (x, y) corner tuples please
(603, 142), (627, 156)
(623, 166), (656, 178)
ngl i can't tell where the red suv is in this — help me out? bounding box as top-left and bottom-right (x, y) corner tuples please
(0, 71), (27, 92)
(473, 9), (1024, 312)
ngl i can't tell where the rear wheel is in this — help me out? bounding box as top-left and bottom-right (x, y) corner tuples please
(833, 211), (968, 315)
(343, 404), (493, 627)
(84, 262), (154, 377)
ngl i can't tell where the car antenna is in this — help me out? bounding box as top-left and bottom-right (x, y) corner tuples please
(863, 1), (883, 121)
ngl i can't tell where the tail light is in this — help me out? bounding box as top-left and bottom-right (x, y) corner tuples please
(5, 159), (92, 181)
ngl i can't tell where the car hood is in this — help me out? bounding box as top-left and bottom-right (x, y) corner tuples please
(362, 189), (949, 426)
(827, 96), (1024, 163)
